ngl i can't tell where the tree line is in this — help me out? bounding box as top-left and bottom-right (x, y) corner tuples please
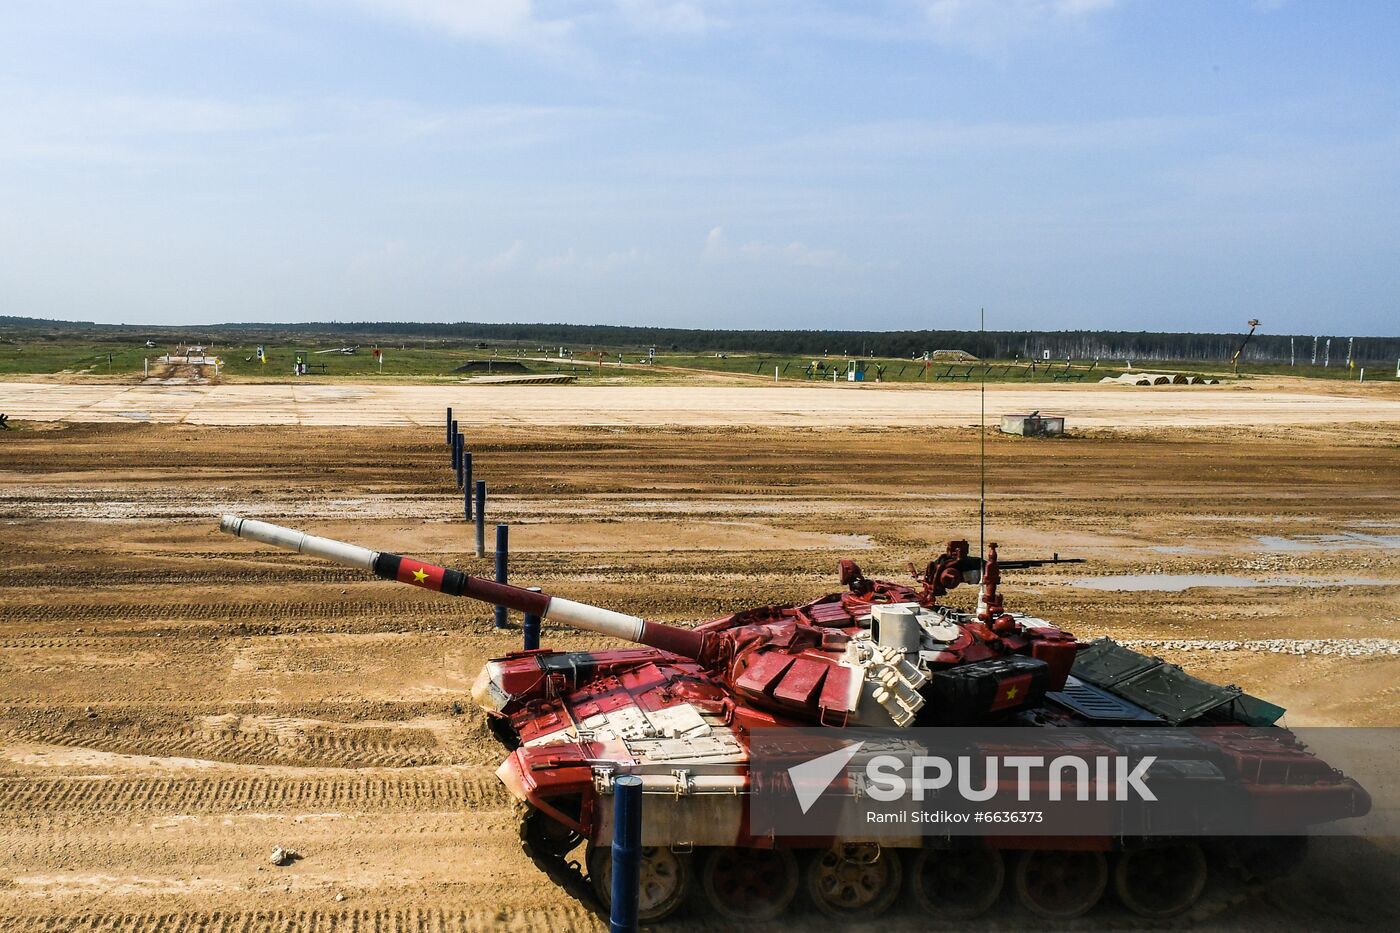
(213, 321), (1399, 364)
(4, 316), (1397, 364)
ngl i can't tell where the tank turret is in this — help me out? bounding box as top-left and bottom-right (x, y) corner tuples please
(219, 516), (1072, 729)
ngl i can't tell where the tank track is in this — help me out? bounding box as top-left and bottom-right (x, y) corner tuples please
(515, 801), (608, 924)
(1134, 872), (1271, 930)
(513, 817), (1284, 929)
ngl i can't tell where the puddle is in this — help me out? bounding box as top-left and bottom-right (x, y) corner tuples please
(1257, 532), (1400, 552)
(1150, 545), (1211, 555)
(1072, 574), (1394, 592)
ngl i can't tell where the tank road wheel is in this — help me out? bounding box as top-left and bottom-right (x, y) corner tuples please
(804, 845), (903, 920)
(587, 844), (692, 923)
(699, 846), (800, 922)
(1114, 843), (1208, 919)
(907, 846), (1005, 919)
(1013, 850), (1108, 920)
(518, 805), (582, 859)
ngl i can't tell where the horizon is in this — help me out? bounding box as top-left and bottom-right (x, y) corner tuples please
(2, 2), (1397, 332)
(6, 313), (1397, 344)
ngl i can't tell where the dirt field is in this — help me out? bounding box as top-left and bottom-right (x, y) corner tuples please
(1, 383), (1398, 931)
(3, 377), (1400, 428)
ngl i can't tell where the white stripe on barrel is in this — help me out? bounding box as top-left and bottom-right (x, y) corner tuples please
(220, 514), (378, 571)
(543, 596), (645, 642)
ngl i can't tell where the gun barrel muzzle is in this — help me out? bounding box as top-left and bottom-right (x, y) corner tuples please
(220, 514), (378, 571)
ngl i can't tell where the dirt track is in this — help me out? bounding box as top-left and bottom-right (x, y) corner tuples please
(3, 378), (1400, 427)
(1, 384), (1399, 931)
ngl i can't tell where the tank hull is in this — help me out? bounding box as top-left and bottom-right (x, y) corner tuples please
(482, 614), (1369, 923)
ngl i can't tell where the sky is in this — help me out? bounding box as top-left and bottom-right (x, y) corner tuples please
(0, 1), (1397, 333)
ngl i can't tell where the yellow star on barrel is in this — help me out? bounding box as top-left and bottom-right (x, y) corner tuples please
(1005, 685), (1019, 700)
(411, 567), (429, 584)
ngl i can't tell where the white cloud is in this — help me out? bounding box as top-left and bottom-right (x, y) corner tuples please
(328, 0), (572, 47)
(702, 226), (853, 269)
(614, 113), (1204, 184)
(701, 226), (727, 258)
(535, 245), (642, 276)
(326, 0), (718, 47)
(919, 0), (1119, 55)
(0, 88), (293, 165)
(477, 239), (525, 273)
(536, 247), (579, 272)
(1053, 0), (1117, 12)
(613, 0), (715, 35)
(805, 114), (1199, 156)
(348, 238), (425, 280)
(3, 90), (290, 139)
(593, 246), (643, 273)
(0, 88), (612, 167)
(382, 101), (619, 147)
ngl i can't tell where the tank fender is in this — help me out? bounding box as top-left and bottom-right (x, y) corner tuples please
(497, 751), (597, 836)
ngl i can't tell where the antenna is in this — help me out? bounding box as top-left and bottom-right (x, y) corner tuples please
(979, 306), (986, 568)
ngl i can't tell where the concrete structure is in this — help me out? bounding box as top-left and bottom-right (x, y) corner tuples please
(1000, 412), (1065, 437)
(1099, 372), (1219, 387)
(465, 373), (577, 385)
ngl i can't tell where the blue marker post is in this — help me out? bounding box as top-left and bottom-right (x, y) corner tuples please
(474, 481), (486, 558)
(523, 586), (542, 650)
(462, 452), (473, 517)
(610, 775), (643, 933)
(445, 407), (453, 446)
(454, 434), (465, 488)
(494, 524), (509, 629)
(451, 429), (461, 475)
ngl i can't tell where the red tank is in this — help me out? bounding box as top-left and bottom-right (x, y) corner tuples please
(221, 516), (1371, 923)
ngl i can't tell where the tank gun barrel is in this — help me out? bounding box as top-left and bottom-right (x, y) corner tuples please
(995, 555), (1086, 571)
(219, 514), (705, 658)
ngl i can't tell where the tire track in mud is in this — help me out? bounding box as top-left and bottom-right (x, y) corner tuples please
(0, 810), (516, 842)
(0, 699), (502, 769)
(0, 601), (468, 625)
(0, 893), (1281, 933)
(0, 569), (373, 589)
(0, 589), (797, 635)
(0, 772), (509, 815)
(0, 906), (600, 933)
(0, 721), (463, 769)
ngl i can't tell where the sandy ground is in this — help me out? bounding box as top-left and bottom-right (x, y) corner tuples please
(1, 382), (1399, 931)
(2, 378), (1400, 428)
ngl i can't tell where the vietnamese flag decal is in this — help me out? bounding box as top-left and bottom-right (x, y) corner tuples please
(990, 673), (1033, 711)
(396, 559), (445, 592)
